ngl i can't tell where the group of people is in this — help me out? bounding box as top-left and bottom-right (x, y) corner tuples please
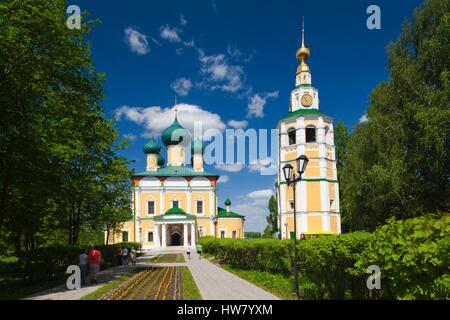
(78, 246), (138, 287)
(116, 247), (137, 267)
(79, 246), (102, 285)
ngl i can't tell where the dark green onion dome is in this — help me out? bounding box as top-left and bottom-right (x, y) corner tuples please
(161, 115), (189, 146)
(191, 139), (205, 155)
(157, 154), (166, 166)
(225, 198), (232, 206)
(143, 139), (161, 155)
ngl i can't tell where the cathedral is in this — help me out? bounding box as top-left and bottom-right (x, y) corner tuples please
(277, 22), (341, 239)
(111, 114), (245, 249)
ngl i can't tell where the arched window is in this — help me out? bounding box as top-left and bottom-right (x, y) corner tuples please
(148, 232), (154, 242)
(122, 231), (129, 242)
(306, 127), (316, 143)
(288, 128), (296, 145)
(232, 231), (237, 239)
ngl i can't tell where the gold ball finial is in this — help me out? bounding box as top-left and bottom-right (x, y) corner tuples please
(296, 17), (310, 67)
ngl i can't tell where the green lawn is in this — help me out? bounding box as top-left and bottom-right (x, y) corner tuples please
(147, 253), (185, 263)
(221, 264), (297, 300)
(81, 267), (145, 300)
(180, 266), (202, 300)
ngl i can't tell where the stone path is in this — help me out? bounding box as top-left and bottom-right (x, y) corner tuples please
(185, 251), (279, 300)
(24, 253), (156, 300)
(24, 249), (279, 300)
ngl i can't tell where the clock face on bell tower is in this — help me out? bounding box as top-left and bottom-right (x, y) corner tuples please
(301, 94), (313, 107)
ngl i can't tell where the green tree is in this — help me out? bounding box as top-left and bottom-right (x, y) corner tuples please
(0, 0), (132, 269)
(265, 195), (278, 238)
(334, 121), (350, 231)
(341, 0), (450, 231)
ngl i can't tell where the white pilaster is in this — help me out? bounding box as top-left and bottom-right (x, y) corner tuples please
(187, 187), (191, 214)
(183, 223), (188, 247)
(190, 223), (196, 247)
(160, 189), (164, 215)
(154, 224), (160, 248)
(161, 224), (167, 248)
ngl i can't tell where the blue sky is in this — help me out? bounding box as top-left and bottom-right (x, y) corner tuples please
(77, 0), (423, 232)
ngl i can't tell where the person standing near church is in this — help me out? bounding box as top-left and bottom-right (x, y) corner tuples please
(88, 246), (101, 284)
(122, 247), (129, 266)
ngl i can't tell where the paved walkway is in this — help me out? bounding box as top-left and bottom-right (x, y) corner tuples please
(185, 251), (279, 300)
(24, 249), (279, 300)
(24, 253), (156, 300)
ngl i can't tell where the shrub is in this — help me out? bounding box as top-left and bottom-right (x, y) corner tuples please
(352, 214), (450, 299)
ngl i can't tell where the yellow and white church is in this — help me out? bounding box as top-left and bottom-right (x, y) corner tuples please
(277, 22), (341, 239)
(111, 115), (245, 249)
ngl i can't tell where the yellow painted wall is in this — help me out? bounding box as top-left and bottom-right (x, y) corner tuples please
(191, 192), (211, 216)
(197, 219), (212, 237)
(140, 192), (161, 217)
(217, 219), (244, 239)
(165, 192), (187, 212)
(307, 182), (322, 211)
(285, 216), (295, 238)
(330, 216), (338, 234)
(168, 145), (185, 164)
(305, 149), (319, 158)
(307, 216), (322, 233)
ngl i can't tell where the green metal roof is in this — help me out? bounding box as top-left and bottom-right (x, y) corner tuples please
(135, 165), (218, 178)
(161, 116), (189, 146)
(278, 108), (334, 124)
(143, 139), (161, 155)
(153, 207), (197, 221)
(217, 207), (244, 218)
(157, 154), (166, 166)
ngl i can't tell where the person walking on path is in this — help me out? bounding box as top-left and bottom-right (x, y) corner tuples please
(87, 246), (102, 284)
(79, 249), (88, 285)
(116, 247), (123, 266)
(196, 244), (203, 259)
(122, 247), (129, 266)
(130, 248), (137, 266)
(186, 247), (191, 260)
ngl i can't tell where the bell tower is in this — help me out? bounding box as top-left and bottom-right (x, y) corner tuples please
(277, 19), (341, 239)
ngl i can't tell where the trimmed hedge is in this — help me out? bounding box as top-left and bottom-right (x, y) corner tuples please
(200, 214), (450, 300)
(25, 242), (141, 281)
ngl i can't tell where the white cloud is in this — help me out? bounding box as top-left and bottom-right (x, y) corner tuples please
(115, 104), (226, 138)
(171, 78), (192, 97)
(359, 114), (369, 123)
(198, 51), (245, 93)
(227, 120), (248, 129)
(214, 164), (245, 172)
(231, 188), (275, 231)
(179, 14), (188, 26)
(247, 91), (279, 118)
(217, 175), (229, 184)
(248, 158), (275, 172)
(247, 189), (274, 201)
(123, 133), (137, 142)
(160, 25), (182, 43)
(227, 44), (253, 63)
(124, 27), (150, 55)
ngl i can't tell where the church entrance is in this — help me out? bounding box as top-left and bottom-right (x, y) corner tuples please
(171, 233), (181, 246)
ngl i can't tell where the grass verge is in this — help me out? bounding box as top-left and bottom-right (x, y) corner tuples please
(80, 268), (145, 300)
(221, 264), (297, 300)
(148, 253), (185, 263)
(180, 267), (202, 300)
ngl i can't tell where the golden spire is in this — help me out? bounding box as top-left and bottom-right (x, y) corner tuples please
(296, 17), (310, 74)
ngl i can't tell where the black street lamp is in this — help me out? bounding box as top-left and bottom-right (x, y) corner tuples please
(283, 155), (309, 299)
(212, 216), (218, 239)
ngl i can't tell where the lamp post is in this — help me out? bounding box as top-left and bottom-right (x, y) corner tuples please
(283, 155), (309, 299)
(212, 217), (218, 239)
